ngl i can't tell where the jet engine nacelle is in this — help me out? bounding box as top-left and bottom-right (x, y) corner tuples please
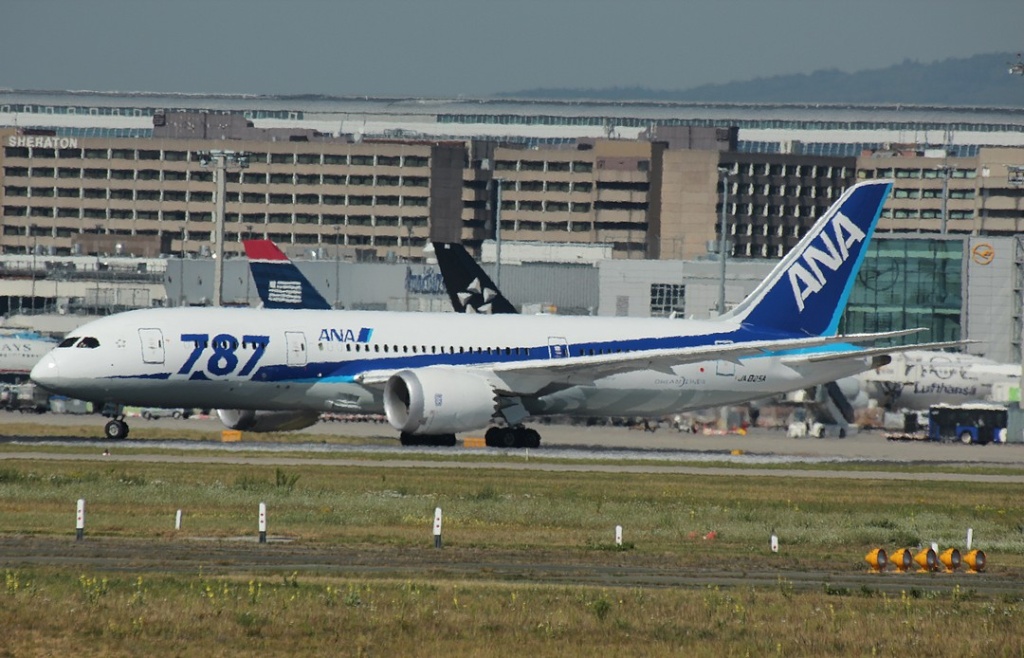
(216, 409), (321, 433)
(383, 368), (497, 435)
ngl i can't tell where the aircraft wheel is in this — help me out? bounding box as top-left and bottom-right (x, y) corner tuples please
(400, 432), (418, 446)
(439, 434), (457, 447)
(517, 428), (541, 449)
(485, 427), (516, 448)
(960, 431), (973, 445)
(104, 419), (129, 440)
(484, 426), (504, 447)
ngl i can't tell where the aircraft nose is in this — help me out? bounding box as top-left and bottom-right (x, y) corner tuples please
(31, 353), (60, 390)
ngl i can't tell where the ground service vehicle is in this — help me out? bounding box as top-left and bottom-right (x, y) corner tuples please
(928, 403), (1007, 444)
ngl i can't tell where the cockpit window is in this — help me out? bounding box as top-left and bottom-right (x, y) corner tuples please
(58, 337), (80, 348)
(76, 337), (100, 349)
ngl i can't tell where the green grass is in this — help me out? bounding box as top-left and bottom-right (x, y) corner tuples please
(2, 459), (1023, 560)
(3, 446), (1024, 654)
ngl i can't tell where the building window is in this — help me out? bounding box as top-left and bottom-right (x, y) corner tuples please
(650, 284), (686, 317)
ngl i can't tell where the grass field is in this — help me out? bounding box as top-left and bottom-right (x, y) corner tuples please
(2, 450), (1024, 655)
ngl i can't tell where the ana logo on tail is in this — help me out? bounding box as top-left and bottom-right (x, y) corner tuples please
(787, 211), (866, 312)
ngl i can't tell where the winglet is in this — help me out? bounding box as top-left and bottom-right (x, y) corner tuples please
(243, 239), (333, 310)
(722, 179), (892, 337)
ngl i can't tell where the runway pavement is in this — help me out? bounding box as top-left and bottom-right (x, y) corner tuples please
(5, 410), (1024, 471)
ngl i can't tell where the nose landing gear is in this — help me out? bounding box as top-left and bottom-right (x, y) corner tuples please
(104, 418), (129, 440)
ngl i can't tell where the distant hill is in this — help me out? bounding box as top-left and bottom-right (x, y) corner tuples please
(503, 53), (1024, 107)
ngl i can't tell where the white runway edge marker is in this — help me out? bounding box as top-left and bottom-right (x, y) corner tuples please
(258, 502), (267, 544)
(76, 498), (85, 541)
(433, 507), (443, 549)
(175, 509), (182, 530)
(771, 529), (779, 553)
(615, 525), (623, 547)
(967, 528), (974, 551)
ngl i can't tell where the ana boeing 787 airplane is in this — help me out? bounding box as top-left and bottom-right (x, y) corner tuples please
(32, 179), (956, 446)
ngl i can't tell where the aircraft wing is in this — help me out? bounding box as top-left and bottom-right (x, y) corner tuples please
(356, 329), (926, 394)
(780, 340), (975, 366)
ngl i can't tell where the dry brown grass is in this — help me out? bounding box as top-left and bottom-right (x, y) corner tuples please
(2, 569), (1022, 657)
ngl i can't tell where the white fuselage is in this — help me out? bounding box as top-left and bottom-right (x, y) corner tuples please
(32, 307), (875, 420)
(0, 333), (57, 381)
(856, 350), (1021, 409)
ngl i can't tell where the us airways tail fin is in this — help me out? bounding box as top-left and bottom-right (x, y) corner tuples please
(722, 179), (892, 337)
(433, 242), (518, 314)
(243, 240), (332, 310)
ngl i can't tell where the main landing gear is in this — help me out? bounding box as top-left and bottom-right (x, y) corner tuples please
(485, 426), (541, 449)
(399, 432), (457, 447)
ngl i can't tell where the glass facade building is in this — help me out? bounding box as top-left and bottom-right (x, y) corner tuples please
(841, 237), (963, 344)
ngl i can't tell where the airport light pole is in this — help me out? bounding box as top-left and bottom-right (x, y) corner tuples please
(936, 164), (955, 234)
(717, 167), (731, 315)
(333, 225), (341, 309)
(244, 224), (253, 305)
(494, 178), (504, 289)
(29, 225), (37, 314)
(198, 150), (249, 306)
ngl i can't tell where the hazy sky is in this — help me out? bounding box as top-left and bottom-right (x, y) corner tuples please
(3, 0), (1022, 97)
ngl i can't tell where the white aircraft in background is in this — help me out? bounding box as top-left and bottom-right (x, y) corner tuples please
(854, 349), (1020, 410)
(32, 180), (959, 446)
(0, 330), (58, 383)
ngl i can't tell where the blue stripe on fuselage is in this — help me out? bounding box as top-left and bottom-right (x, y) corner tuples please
(251, 326), (818, 384)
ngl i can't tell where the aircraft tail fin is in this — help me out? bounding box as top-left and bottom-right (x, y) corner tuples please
(433, 242), (518, 314)
(243, 240), (332, 310)
(721, 179), (892, 337)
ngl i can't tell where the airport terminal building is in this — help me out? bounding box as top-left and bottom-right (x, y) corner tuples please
(1, 91), (1023, 363)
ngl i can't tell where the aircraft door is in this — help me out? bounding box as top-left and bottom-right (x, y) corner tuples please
(285, 331), (307, 366)
(138, 328), (165, 364)
(548, 337), (570, 359)
(715, 339), (735, 376)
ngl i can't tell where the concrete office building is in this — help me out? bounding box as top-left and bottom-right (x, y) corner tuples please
(1, 118), (466, 263)
(4, 90), (1024, 153)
